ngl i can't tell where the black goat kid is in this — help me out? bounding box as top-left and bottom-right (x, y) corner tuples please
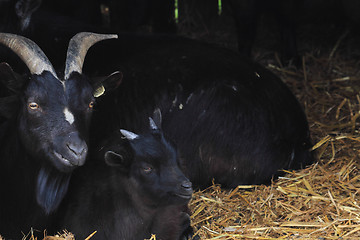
(55, 111), (193, 240)
(0, 32), (120, 239)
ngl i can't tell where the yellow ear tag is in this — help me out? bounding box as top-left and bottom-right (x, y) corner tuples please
(94, 85), (105, 98)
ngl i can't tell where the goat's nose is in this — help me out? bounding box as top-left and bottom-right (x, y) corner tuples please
(66, 132), (88, 166)
(66, 142), (87, 166)
(181, 180), (193, 190)
(67, 142), (86, 156)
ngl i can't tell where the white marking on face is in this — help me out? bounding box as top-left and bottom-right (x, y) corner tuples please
(64, 107), (75, 125)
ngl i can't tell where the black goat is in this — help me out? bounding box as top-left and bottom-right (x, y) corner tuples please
(0, 32), (120, 239)
(54, 111), (193, 240)
(84, 34), (314, 189)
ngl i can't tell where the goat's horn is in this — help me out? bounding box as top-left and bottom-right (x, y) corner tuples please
(0, 33), (57, 77)
(120, 129), (139, 140)
(64, 32), (118, 80)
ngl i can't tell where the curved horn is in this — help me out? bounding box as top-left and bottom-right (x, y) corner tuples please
(120, 129), (139, 141)
(64, 32), (118, 79)
(0, 33), (57, 77)
(149, 117), (158, 130)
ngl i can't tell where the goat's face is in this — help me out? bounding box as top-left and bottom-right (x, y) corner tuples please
(132, 133), (193, 206)
(18, 71), (94, 172)
(105, 130), (193, 207)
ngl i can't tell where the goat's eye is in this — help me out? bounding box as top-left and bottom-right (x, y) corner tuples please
(28, 102), (39, 110)
(89, 101), (95, 109)
(142, 166), (153, 174)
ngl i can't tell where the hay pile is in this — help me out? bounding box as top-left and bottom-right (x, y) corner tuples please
(17, 230), (97, 240)
(190, 149), (360, 239)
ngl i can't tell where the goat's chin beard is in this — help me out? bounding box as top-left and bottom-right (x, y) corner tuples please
(36, 165), (72, 214)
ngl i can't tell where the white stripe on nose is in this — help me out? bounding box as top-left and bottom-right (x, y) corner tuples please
(64, 107), (75, 125)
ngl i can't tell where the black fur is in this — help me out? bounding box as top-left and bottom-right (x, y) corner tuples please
(36, 167), (71, 214)
(85, 34), (314, 188)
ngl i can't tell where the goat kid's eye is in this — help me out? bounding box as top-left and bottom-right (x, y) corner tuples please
(142, 166), (153, 174)
(28, 102), (39, 110)
(89, 101), (95, 109)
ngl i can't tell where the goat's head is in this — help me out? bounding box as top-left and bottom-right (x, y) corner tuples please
(0, 32), (121, 172)
(104, 109), (193, 207)
(0, 32), (123, 213)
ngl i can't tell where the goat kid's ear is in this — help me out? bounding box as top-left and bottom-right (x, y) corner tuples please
(0, 62), (25, 94)
(104, 151), (126, 167)
(93, 71), (123, 98)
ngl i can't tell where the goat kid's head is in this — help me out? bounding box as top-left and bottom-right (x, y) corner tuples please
(104, 109), (193, 207)
(0, 32), (122, 172)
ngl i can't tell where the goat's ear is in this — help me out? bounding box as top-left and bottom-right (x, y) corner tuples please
(151, 108), (162, 129)
(104, 151), (127, 167)
(0, 62), (25, 94)
(92, 71), (123, 98)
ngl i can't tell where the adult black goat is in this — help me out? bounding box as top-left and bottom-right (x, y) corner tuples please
(85, 34), (314, 189)
(54, 111), (193, 240)
(0, 32), (119, 239)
